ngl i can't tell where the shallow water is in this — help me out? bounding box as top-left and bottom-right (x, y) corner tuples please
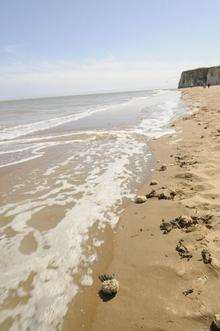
(0, 89), (187, 329)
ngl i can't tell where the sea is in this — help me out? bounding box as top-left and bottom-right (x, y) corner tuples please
(0, 89), (187, 330)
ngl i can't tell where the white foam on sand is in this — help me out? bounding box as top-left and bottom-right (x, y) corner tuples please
(0, 133), (149, 330)
(0, 137), (96, 168)
(136, 90), (184, 139)
(81, 274), (93, 286)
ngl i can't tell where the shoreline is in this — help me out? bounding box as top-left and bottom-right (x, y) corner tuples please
(64, 86), (220, 330)
(0, 89), (184, 331)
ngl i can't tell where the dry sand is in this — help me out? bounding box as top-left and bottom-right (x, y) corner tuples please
(63, 86), (220, 331)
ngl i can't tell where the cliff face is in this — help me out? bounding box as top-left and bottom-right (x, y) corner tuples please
(207, 66), (220, 86)
(178, 66), (220, 88)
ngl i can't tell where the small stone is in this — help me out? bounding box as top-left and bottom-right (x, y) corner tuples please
(201, 249), (212, 264)
(201, 135), (204, 139)
(213, 313), (220, 329)
(146, 190), (156, 199)
(157, 189), (176, 200)
(101, 279), (119, 295)
(135, 196), (147, 204)
(176, 241), (192, 260)
(157, 191), (171, 200)
(180, 160), (187, 168)
(160, 220), (173, 234)
(170, 190), (177, 199)
(182, 288), (194, 296)
(150, 180), (158, 186)
(159, 164), (167, 171)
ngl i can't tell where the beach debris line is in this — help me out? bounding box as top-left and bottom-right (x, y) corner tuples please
(99, 274), (119, 296)
(160, 215), (196, 234)
(145, 188), (176, 200)
(135, 186), (177, 204)
(160, 214), (213, 234)
(176, 240), (192, 260)
(201, 249), (212, 264)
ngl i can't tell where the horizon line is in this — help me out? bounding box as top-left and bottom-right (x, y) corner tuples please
(0, 86), (176, 103)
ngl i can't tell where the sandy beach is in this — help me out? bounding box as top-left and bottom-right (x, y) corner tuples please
(1, 86), (220, 330)
(66, 86), (220, 331)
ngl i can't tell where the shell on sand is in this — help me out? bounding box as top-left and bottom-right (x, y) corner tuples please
(101, 279), (119, 295)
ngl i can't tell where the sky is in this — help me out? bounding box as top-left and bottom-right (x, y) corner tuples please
(0, 0), (220, 100)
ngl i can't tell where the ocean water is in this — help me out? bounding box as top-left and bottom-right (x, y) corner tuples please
(0, 89), (187, 329)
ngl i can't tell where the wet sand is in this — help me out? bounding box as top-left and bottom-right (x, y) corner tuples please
(68, 86), (220, 330)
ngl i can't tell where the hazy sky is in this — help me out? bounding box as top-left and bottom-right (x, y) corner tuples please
(1, 0), (220, 100)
